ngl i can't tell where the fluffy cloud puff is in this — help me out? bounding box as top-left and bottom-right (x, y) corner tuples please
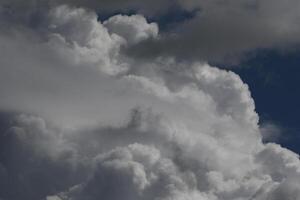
(103, 14), (158, 45)
(0, 3), (300, 200)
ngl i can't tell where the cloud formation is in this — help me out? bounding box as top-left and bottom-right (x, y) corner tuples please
(32, 0), (300, 64)
(3, 0), (300, 63)
(0, 2), (300, 200)
(125, 0), (300, 64)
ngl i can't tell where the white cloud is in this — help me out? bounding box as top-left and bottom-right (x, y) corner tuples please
(0, 4), (299, 200)
(104, 14), (158, 45)
(47, 5), (129, 75)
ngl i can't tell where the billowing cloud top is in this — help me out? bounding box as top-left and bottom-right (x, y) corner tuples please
(2, 0), (300, 63)
(0, 1), (300, 200)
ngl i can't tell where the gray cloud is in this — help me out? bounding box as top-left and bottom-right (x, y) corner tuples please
(2, 0), (300, 63)
(260, 122), (282, 142)
(0, 114), (89, 200)
(0, 2), (300, 200)
(125, 0), (300, 64)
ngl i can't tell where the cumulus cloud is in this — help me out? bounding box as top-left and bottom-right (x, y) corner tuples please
(103, 14), (158, 45)
(0, 2), (300, 200)
(3, 0), (300, 63)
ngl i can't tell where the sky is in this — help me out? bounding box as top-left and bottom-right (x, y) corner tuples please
(0, 0), (300, 200)
(232, 51), (300, 154)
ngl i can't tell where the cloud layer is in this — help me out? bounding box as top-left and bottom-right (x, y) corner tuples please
(2, 0), (300, 63)
(0, 2), (300, 200)
(47, 0), (300, 63)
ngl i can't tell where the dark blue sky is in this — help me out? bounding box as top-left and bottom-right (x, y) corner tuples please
(232, 51), (300, 154)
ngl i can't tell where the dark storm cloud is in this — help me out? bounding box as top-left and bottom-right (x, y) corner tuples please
(0, 113), (88, 200)
(125, 0), (300, 64)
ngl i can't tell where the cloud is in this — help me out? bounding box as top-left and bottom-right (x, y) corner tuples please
(103, 14), (158, 45)
(3, 0), (300, 63)
(260, 122), (282, 142)
(0, 2), (300, 200)
(125, 0), (300, 63)
(0, 114), (89, 200)
(1, 110), (299, 200)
